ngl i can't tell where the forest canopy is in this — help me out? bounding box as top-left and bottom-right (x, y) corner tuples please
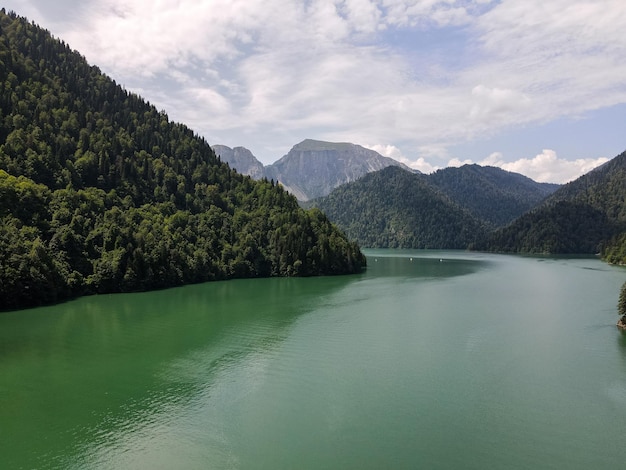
(475, 151), (626, 259)
(0, 10), (365, 310)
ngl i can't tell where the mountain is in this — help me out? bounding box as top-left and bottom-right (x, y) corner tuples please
(428, 164), (560, 228)
(479, 150), (626, 255)
(264, 139), (415, 201)
(212, 144), (265, 179)
(211, 140), (412, 201)
(311, 163), (559, 249)
(313, 166), (488, 249)
(0, 10), (365, 310)
(210, 142), (559, 225)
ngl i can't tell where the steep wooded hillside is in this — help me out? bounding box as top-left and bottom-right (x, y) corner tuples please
(0, 10), (365, 310)
(479, 150), (626, 255)
(428, 165), (559, 228)
(312, 166), (487, 249)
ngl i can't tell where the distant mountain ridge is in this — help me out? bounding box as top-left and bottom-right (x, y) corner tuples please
(212, 139), (415, 201)
(310, 164), (560, 249)
(312, 166), (488, 249)
(312, 149), (626, 258)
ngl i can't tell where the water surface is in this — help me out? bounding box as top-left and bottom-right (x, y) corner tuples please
(1, 250), (625, 469)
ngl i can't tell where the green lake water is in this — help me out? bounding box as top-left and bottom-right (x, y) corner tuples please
(1, 250), (626, 469)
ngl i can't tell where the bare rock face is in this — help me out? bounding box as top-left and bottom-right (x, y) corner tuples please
(618, 316), (626, 330)
(212, 145), (265, 180)
(213, 140), (415, 201)
(264, 139), (415, 201)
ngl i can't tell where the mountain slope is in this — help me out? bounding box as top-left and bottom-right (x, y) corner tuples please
(0, 11), (365, 310)
(212, 144), (265, 179)
(428, 165), (559, 228)
(313, 166), (487, 249)
(264, 139), (415, 201)
(479, 150), (626, 254)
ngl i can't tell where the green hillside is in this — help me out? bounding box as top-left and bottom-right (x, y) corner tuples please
(0, 10), (365, 310)
(310, 163), (562, 250)
(428, 164), (559, 228)
(479, 150), (626, 257)
(312, 166), (488, 249)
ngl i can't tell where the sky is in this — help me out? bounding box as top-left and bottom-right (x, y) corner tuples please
(5, 0), (626, 183)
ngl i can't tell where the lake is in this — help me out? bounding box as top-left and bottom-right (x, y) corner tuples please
(1, 250), (625, 469)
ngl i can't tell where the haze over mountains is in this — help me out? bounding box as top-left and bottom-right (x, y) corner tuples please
(213, 139), (414, 201)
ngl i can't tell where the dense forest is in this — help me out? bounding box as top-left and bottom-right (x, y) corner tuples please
(604, 233), (626, 265)
(480, 200), (616, 254)
(310, 164), (561, 249)
(477, 150), (626, 260)
(427, 164), (559, 228)
(312, 166), (488, 249)
(0, 10), (365, 310)
(311, 151), (626, 263)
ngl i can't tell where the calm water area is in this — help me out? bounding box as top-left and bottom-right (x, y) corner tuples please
(1, 250), (626, 469)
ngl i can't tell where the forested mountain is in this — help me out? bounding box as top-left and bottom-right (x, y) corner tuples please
(428, 165), (559, 228)
(310, 163), (560, 249)
(0, 10), (365, 311)
(210, 143), (561, 224)
(479, 150), (626, 256)
(212, 144), (265, 180)
(263, 139), (415, 201)
(312, 166), (488, 249)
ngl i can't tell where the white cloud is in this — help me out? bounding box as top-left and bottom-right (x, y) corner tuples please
(447, 157), (474, 168)
(374, 147), (608, 183)
(467, 0), (626, 119)
(481, 149), (609, 184)
(365, 143), (440, 173)
(365, 143), (404, 160)
(4, 0), (626, 185)
(342, 0), (383, 34)
(381, 0), (482, 27)
(431, 6), (472, 26)
(469, 85), (531, 123)
(418, 149), (607, 184)
(402, 149), (607, 184)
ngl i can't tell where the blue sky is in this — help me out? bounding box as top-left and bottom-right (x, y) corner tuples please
(5, 0), (626, 183)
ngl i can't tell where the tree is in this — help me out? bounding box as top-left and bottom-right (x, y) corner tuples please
(617, 282), (626, 317)
(618, 281), (626, 330)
